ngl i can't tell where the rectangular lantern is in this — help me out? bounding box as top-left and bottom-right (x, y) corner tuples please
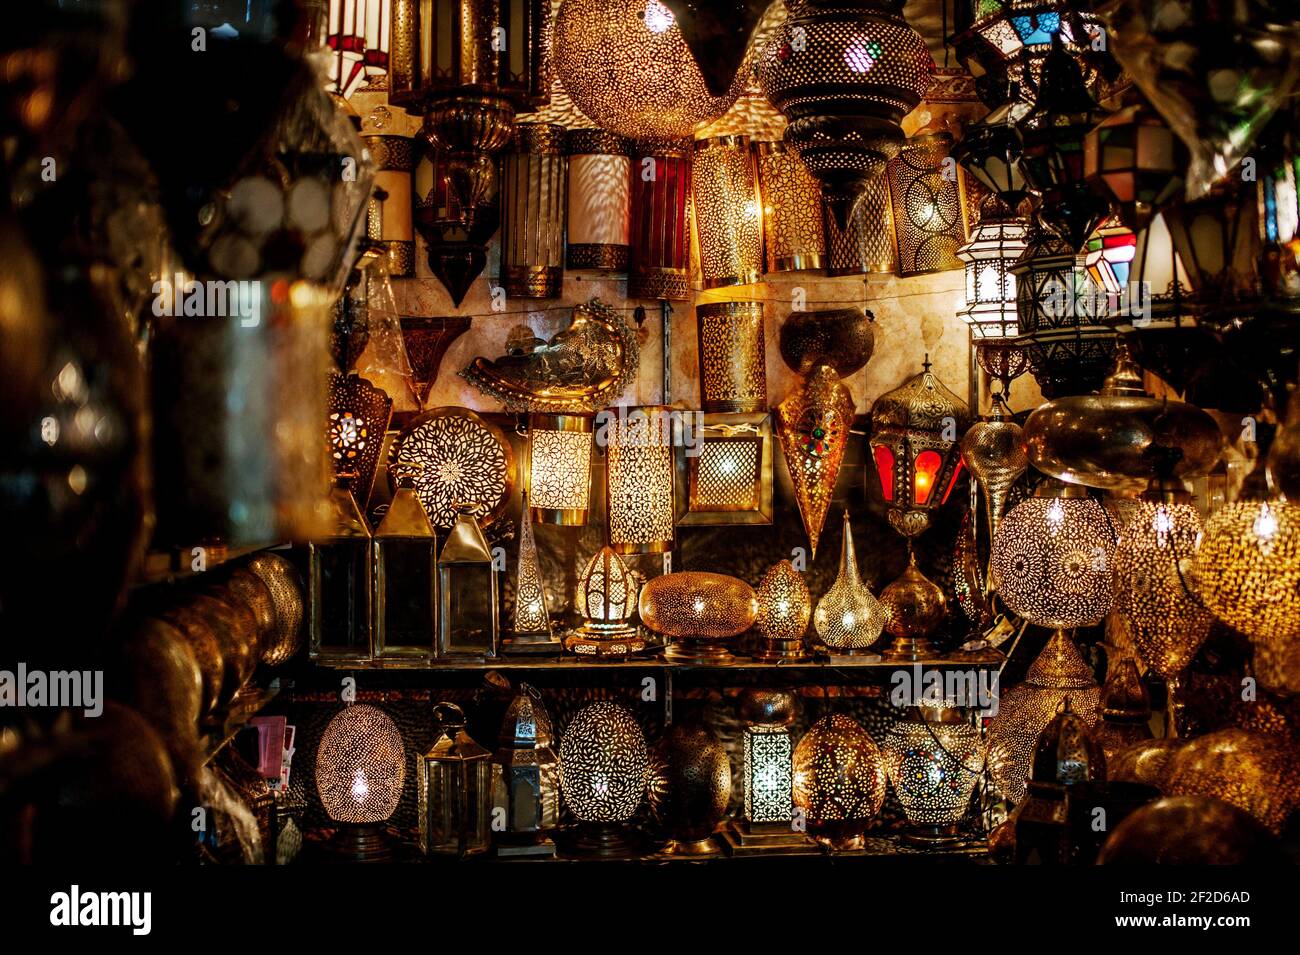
(628, 138), (692, 300)
(695, 302), (767, 413)
(755, 141), (826, 273)
(309, 483), (374, 662)
(436, 506), (498, 658)
(957, 211), (1030, 341)
(692, 135), (763, 288)
(605, 405), (675, 554)
(527, 413), (593, 525)
(743, 724), (794, 824)
(499, 122), (567, 298)
(676, 412), (774, 526)
(824, 173), (897, 276)
(887, 131), (970, 277)
(566, 129), (632, 271)
(372, 474), (437, 660)
(362, 134), (416, 277)
(418, 703), (493, 857)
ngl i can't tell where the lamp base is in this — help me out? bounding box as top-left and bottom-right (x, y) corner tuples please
(663, 639), (734, 664)
(501, 631), (562, 656)
(808, 822), (866, 852)
(563, 626), (647, 660)
(564, 822), (640, 858)
(318, 824), (394, 863)
(882, 635), (937, 662)
(901, 823), (962, 846)
(719, 820), (822, 856)
(496, 837), (557, 859)
(657, 835), (722, 857)
(750, 638), (812, 663)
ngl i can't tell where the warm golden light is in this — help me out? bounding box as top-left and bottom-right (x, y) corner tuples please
(316, 704), (406, 824)
(606, 406), (675, 554)
(692, 137), (763, 288)
(1195, 499), (1300, 643)
(528, 413), (593, 525)
(814, 512), (885, 653)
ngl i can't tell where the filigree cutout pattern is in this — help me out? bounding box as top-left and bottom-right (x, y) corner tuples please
(394, 408), (513, 529)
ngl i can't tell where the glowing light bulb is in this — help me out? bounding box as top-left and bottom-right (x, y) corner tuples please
(1255, 503), (1279, 543)
(844, 40), (877, 73)
(643, 0), (675, 33)
(1045, 498), (1065, 529)
(351, 767), (370, 804)
(842, 612), (856, 629)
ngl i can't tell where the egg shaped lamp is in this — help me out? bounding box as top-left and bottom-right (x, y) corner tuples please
(315, 703), (406, 862)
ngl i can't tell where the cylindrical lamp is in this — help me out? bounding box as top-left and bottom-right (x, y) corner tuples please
(605, 405), (675, 555)
(418, 702), (493, 858)
(315, 703), (406, 862)
(628, 138), (693, 300)
(792, 713), (887, 851)
(756, 140), (826, 273)
(887, 131), (970, 276)
(695, 301), (767, 413)
(824, 173), (898, 275)
(527, 413), (593, 526)
(499, 122), (567, 298)
(691, 135), (762, 289)
(565, 129), (632, 271)
(362, 134), (416, 276)
(883, 705), (985, 843)
(559, 701), (649, 856)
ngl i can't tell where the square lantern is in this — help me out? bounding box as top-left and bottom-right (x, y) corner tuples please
(309, 482), (374, 662)
(527, 413), (594, 525)
(436, 505), (498, 659)
(957, 206), (1030, 341)
(869, 362), (972, 540)
(418, 703), (493, 857)
(675, 412), (774, 526)
(372, 467), (438, 661)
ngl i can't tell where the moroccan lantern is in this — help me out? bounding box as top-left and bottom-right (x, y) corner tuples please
(498, 123), (567, 299)
(1092, 658), (1153, 765)
(1162, 184), (1261, 316)
(564, 546), (647, 658)
(565, 129), (632, 272)
(1195, 497), (1300, 645)
(639, 572), (757, 663)
(961, 393), (1028, 544)
(493, 684), (561, 853)
(869, 359), (971, 541)
(878, 555), (948, 662)
(757, 0), (934, 229)
(886, 130), (971, 276)
(417, 702), (493, 858)
(1083, 94), (1186, 233)
(792, 713), (887, 850)
(953, 98), (1033, 208)
(756, 140), (827, 273)
(813, 511), (886, 654)
(1081, 216), (1137, 299)
(646, 722), (733, 856)
(559, 701), (649, 856)
(753, 560), (813, 662)
(605, 405), (675, 555)
(957, 203), (1030, 343)
(882, 704), (985, 843)
(628, 138), (693, 300)
(315, 703), (406, 862)
(691, 136), (763, 289)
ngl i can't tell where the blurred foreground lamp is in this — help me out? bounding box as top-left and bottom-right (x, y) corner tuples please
(606, 406), (675, 554)
(870, 360), (971, 541)
(987, 630), (1100, 804)
(564, 546), (646, 658)
(559, 701), (649, 856)
(552, 0), (746, 140)
(628, 138), (693, 300)
(989, 480), (1116, 631)
(1013, 701), (1106, 864)
(695, 302), (766, 413)
(309, 482), (373, 663)
(499, 123), (567, 298)
(1195, 498), (1300, 643)
(756, 141), (826, 273)
(372, 465), (437, 661)
(886, 131), (969, 276)
(754, 561), (812, 662)
(566, 130), (632, 271)
(493, 684), (560, 855)
(639, 572), (757, 663)
(757, 0), (933, 229)
(436, 504), (498, 659)
(824, 173), (898, 275)
(792, 714), (887, 850)
(1083, 95), (1185, 232)
(1093, 658), (1153, 764)
(418, 702), (493, 857)
(1012, 226), (1116, 398)
(505, 494), (555, 651)
(692, 136), (763, 288)
(1163, 186), (1260, 315)
(527, 413), (593, 525)
(677, 412), (774, 526)
(883, 705), (985, 843)
(316, 704), (405, 862)
(814, 511), (886, 655)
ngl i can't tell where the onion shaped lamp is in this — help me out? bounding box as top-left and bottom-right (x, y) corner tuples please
(813, 511), (886, 655)
(753, 560), (813, 662)
(564, 546), (647, 659)
(315, 703), (406, 862)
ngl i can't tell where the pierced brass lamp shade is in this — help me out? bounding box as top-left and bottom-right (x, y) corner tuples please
(879, 555), (947, 662)
(647, 722), (732, 856)
(565, 546), (646, 659)
(753, 560), (812, 662)
(813, 511), (885, 654)
(883, 705), (985, 841)
(508, 494), (554, 645)
(559, 700), (648, 855)
(1163, 728), (1300, 836)
(792, 713), (887, 850)
(1195, 498), (1300, 644)
(639, 571), (757, 663)
(960, 393), (1027, 544)
(776, 365), (856, 558)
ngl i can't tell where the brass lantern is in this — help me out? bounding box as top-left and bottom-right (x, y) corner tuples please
(753, 560), (813, 662)
(372, 464), (437, 661)
(493, 683), (561, 855)
(566, 129), (632, 272)
(756, 140), (826, 273)
(953, 98), (1033, 208)
(823, 172), (898, 275)
(505, 493), (555, 651)
(695, 302), (766, 413)
(309, 481), (374, 663)
(691, 136), (763, 289)
(869, 360), (971, 541)
(882, 704), (985, 843)
(436, 504), (498, 659)
(639, 572), (757, 663)
(559, 700), (649, 856)
(814, 511), (886, 654)
(315, 703), (406, 862)
(564, 546), (647, 658)
(792, 713), (887, 850)
(418, 702), (493, 857)
(605, 405), (675, 555)
(886, 131), (970, 276)
(957, 204), (1030, 343)
(498, 122), (568, 298)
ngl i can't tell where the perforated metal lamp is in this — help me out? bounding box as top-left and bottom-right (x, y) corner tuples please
(315, 703), (406, 862)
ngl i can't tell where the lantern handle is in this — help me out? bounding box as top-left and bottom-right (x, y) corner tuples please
(433, 701), (467, 728)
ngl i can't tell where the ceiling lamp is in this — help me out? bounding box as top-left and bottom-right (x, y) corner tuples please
(961, 392), (1028, 544)
(325, 0), (391, 98)
(552, 0), (748, 140)
(1021, 344), (1222, 496)
(1083, 93), (1186, 233)
(656, 0), (771, 98)
(1162, 184), (1261, 319)
(758, 0), (934, 229)
(953, 98), (1033, 209)
(1017, 38), (1112, 252)
(957, 200), (1031, 392)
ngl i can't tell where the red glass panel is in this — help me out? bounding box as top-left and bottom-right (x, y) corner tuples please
(940, 456), (964, 504)
(873, 444), (895, 501)
(914, 449), (942, 505)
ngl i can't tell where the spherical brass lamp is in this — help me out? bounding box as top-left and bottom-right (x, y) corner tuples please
(1163, 728), (1300, 837)
(559, 700), (649, 856)
(989, 480), (1116, 630)
(1195, 498), (1300, 644)
(1097, 796), (1284, 865)
(315, 703), (406, 862)
(647, 722), (732, 856)
(882, 705), (985, 843)
(792, 713), (887, 850)
(879, 555), (948, 662)
(753, 560), (813, 662)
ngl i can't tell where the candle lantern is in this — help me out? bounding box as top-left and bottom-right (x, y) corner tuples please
(362, 134), (416, 276)
(695, 301), (767, 413)
(676, 412), (775, 526)
(869, 360), (971, 541)
(887, 131), (970, 276)
(315, 703), (405, 862)
(792, 713), (887, 851)
(564, 546), (647, 659)
(559, 701), (649, 856)
(418, 702), (493, 858)
(628, 138), (693, 300)
(566, 129), (632, 271)
(327, 371), (393, 512)
(605, 406), (675, 555)
(527, 413), (593, 526)
(493, 684), (561, 854)
(753, 561), (812, 662)
(692, 136), (763, 289)
(823, 173), (898, 275)
(882, 705), (985, 843)
(436, 504), (498, 659)
(756, 141), (826, 273)
(309, 481), (374, 662)
(372, 464), (437, 661)
(499, 122), (567, 299)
